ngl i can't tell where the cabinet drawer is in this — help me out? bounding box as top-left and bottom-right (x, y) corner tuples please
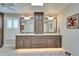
(32, 39), (45, 44)
(32, 43), (45, 48)
(16, 36), (32, 40)
(46, 36), (61, 39)
(46, 39), (61, 48)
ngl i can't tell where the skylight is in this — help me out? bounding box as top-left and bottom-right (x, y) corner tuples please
(31, 2), (44, 6)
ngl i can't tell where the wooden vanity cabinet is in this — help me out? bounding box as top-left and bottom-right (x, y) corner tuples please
(46, 36), (61, 48)
(16, 36), (32, 49)
(31, 36), (46, 48)
(16, 35), (62, 49)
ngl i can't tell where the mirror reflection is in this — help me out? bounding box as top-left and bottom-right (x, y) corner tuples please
(44, 18), (57, 33)
(20, 19), (34, 33)
(20, 17), (57, 33)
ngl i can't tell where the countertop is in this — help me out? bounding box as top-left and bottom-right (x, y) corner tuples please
(16, 33), (61, 36)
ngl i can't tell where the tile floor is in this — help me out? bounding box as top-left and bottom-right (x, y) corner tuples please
(0, 40), (65, 56)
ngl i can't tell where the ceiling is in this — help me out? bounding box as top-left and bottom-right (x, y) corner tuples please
(0, 3), (70, 15)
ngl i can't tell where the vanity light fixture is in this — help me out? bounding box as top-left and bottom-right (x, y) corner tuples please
(48, 16), (54, 20)
(20, 16), (30, 20)
(24, 16), (30, 20)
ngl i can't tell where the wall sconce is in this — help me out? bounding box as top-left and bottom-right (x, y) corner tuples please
(47, 16), (54, 20)
(48, 16), (54, 20)
(24, 16), (30, 20)
(20, 16), (30, 20)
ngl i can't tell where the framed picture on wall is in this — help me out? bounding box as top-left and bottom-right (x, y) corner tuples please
(67, 14), (79, 29)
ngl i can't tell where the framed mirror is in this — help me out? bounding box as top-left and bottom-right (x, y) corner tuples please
(44, 18), (57, 33)
(20, 18), (34, 33)
(20, 17), (57, 33)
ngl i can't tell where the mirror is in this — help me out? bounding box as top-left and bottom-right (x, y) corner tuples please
(20, 17), (57, 33)
(44, 18), (57, 33)
(20, 19), (34, 33)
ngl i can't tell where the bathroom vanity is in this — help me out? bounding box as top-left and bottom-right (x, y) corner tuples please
(16, 12), (61, 49)
(16, 34), (62, 49)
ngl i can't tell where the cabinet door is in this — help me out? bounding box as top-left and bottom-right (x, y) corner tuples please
(55, 39), (61, 48)
(35, 20), (43, 34)
(46, 39), (55, 48)
(25, 37), (32, 48)
(34, 12), (43, 34)
(16, 39), (24, 49)
(16, 37), (32, 48)
(46, 39), (61, 48)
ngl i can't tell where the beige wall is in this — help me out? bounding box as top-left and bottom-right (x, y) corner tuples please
(4, 3), (79, 55)
(57, 3), (79, 56)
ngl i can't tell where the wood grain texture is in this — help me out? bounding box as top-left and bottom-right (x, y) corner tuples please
(34, 12), (43, 34)
(16, 35), (62, 49)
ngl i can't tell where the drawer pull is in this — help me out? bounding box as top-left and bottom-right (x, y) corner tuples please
(33, 44), (44, 45)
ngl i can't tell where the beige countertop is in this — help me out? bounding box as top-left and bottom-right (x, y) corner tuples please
(16, 33), (61, 36)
